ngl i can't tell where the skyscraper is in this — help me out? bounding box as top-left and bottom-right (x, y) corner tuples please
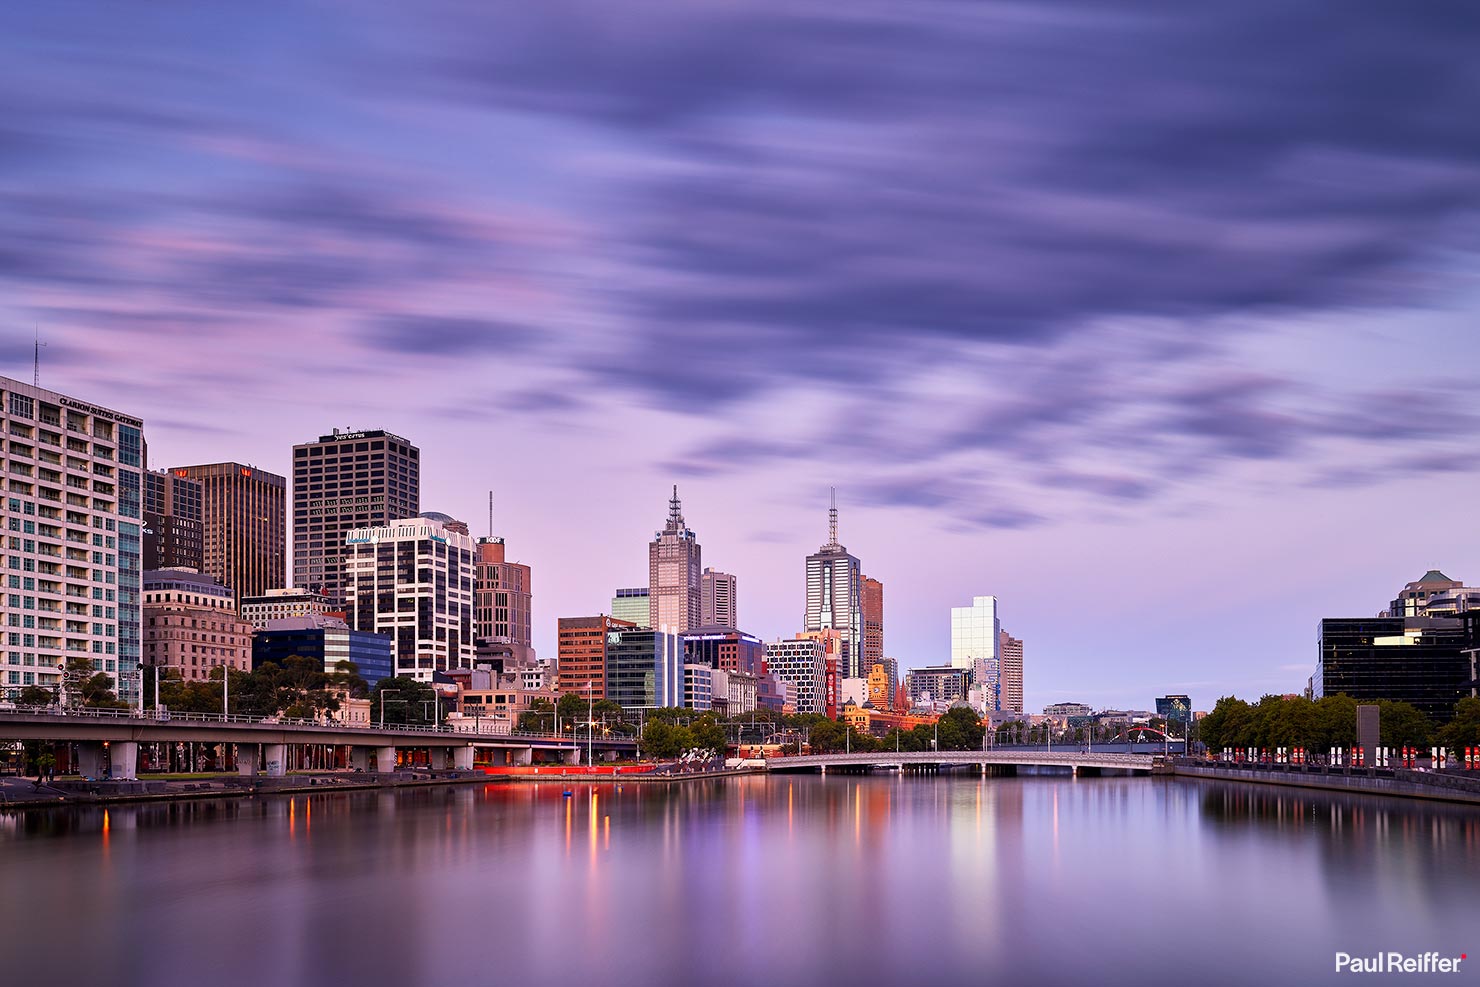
(648, 486), (701, 633)
(951, 595), (1001, 713)
(474, 535), (533, 664)
(143, 468), (203, 572)
(0, 377), (144, 704)
(861, 575), (884, 673)
(700, 568), (737, 627)
(763, 636), (827, 715)
(168, 462), (286, 608)
(999, 629), (1024, 714)
(292, 428), (419, 606)
(804, 490), (863, 678)
(344, 516), (474, 680)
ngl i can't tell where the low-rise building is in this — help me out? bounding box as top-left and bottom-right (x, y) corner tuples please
(240, 587), (339, 629)
(251, 615), (395, 687)
(905, 665), (971, 708)
(143, 569), (253, 682)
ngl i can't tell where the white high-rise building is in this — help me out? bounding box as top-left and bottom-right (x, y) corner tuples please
(764, 636), (826, 715)
(804, 491), (863, 678)
(345, 517), (474, 681)
(648, 486), (701, 633)
(700, 568), (737, 627)
(952, 595), (1001, 713)
(0, 377), (145, 704)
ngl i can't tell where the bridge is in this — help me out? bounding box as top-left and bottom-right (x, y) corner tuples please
(0, 706), (637, 780)
(766, 750), (1165, 774)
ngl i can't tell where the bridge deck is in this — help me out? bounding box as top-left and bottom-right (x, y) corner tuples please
(767, 750), (1162, 772)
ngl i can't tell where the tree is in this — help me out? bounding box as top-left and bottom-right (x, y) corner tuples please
(936, 706), (985, 751)
(517, 698), (555, 733)
(642, 720), (692, 759)
(80, 671), (126, 708)
(329, 660), (370, 699)
(1436, 698), (1480, 751)
(17, 685), (52, 706)
(1378, 700), (1433, 748)
(690, 718), (727, 754)
(371, 676), (436, 725)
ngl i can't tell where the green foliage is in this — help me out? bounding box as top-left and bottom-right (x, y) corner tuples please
(1196, 693), (1435, 753)
(641, 720), (692, 758)
(1436, 698), (1480, 751)
(17, 685), (53, 706)
(935, 706), (985, 751)
(517, 697), (555, 733)
(370, 676), (437, 725)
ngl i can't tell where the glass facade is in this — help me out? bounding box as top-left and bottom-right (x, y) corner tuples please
(951, 595), (1000, 712)
(604, 628), (682, 709)
(1316, 616), (1478, 722)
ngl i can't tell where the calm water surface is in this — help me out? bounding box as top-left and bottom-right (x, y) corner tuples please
(3, 774), (1478, 986)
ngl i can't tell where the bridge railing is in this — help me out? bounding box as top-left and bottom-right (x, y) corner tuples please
(0, 704), (633, 744)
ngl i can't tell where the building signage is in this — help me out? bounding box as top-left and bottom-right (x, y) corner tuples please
(59, 396), (143, 429)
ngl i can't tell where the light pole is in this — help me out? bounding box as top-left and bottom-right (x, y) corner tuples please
(380, 689), (400, 729)
(587, 680), (594, 769)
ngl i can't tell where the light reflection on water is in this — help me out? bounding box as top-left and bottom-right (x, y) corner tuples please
(1, 775), (1477, 986)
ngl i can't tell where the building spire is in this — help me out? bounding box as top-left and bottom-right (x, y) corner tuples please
(828, 487), (838, 547)
(666, 484), (685, 532)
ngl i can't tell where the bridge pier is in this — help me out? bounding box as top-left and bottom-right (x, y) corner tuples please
(112, 742), (139, 780)
(375, 746), (397, 772)
(351, 746), (371, 772)
(452, 746), (474, 771)
(562, 747), (581, 766)
(238, 744), (259, 777)
(78, 741), (104, 780)
(513, 747), (532, 766)
(263, 744), (287, 778)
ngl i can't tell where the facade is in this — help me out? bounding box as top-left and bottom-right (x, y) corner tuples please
(239, 587), (338, 629)
(344, 517), (475, 681)
(710, 667), (759, 716)
(0, 377), (144, 704)
(1155, 694), (1192, 725)
(757, 672), (789, 713)
(867, 662), (894, 712)
(952, 595), (1001, 712)
(1314, 615), (1478, 722)
(804, 494), (864, 679)
(604, 626), (683, 709)
(143, 568), (252, 682)
(700, 568), (737, 628)
(251, 616), (395, 687)
(611, 588), (650, 628)
(906, 665), (972, 708)
(1044, 702), (1093, 718)
(870, 656), (900, 711)
(682, 625), (765, 674)
(1388, 570), (1464, 618)
(999, 629), (1024, 714)
(474, 536), (533, 664)
(143, 468), (203, 572)
(168, 462), (285, 607)
(557, 614), (634, 699)
(764, 636), (827, 715)
(683, 663), (714, 711)
(292, 428), (420, 606)
(861, 575), (884, 675)
(648, 487), (701, 633)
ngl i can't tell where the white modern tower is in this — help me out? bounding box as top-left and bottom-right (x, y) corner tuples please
(804, 490), (863, 679)
(951, 595), (1001, 713)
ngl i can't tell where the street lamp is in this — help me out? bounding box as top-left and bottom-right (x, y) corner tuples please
(587, 680), (594, 769)
(380, 689), (400, 729)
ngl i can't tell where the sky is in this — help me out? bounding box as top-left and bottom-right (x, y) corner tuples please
(3, 1), (1480, 713)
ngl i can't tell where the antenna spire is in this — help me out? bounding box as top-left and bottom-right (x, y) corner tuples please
(667, 484), (685, 531)
(828, 487), (838, 546)
(488, 490), (494, 539)
(33, 327), (46, 388)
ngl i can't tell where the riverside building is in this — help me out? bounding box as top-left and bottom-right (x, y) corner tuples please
(293, 428), (419, 606)
(0, 377), (144, 704)
(344, 517), (474, 681)
(764, 636), (827, 715)
(142, 568), (252, 682)
(167, 462), (285, 607)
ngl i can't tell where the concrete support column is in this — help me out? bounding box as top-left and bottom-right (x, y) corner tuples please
(375, 746), (397, 772)
(513, 747), (533, 766)
(453, 746), (474, 770)
(263, 744), (287, 778)
(112, 742), (139, 781)
(351, 746), (371, 772)
(238, 745), (260, 777)
(562, 747), (580, 766)
(77, 741), (105, 780)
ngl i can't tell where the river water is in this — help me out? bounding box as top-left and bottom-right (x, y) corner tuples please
(2, 774), (1476, 986)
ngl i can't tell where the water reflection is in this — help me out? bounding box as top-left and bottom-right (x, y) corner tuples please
(1, 776), (1475, 986)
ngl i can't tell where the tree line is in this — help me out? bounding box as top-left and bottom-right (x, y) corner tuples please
(1194, 693), (1480, 752)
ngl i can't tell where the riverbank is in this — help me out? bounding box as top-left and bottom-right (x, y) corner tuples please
(1172, 760), (1480, 806)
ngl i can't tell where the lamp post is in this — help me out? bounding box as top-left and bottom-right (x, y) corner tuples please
(587, 680), (594, 769)
(380, 689), (400, 729)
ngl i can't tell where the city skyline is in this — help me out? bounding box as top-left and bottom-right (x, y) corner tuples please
(4, 5), (1480, 712)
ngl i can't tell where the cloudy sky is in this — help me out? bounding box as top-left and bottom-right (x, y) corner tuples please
(4, 1), (1479, 711)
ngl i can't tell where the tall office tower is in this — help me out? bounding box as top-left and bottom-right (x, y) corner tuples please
(951, 595), (1001, 713)
(292, 428), (419, 606)
(611, 588), (650, 627)
(763, 636), (827, 714)
(473, 536), (533, 665)
(861, 575), (884, 673)
(143, 469), (203, 572)
(557, 614), (635, 699)
(344, 517), (474, 681)
(142, 568), (252, 682)
(648, 486), (701, 632)
(804, 490), (863, 678)
(999, 629), (1024, 714)
(168, 462), (285, 608)
(0, 377), (144, 704)
(700, 568), (737, 628)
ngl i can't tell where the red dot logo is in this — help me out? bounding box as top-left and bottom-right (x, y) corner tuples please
(1463, 955), (1468, 961)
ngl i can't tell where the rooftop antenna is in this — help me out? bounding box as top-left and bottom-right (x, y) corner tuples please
(829, 486), (838, 546)
(488, 490), (494, 539)
(33, 327), (45, 387)
(668, 484), (684, 529)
